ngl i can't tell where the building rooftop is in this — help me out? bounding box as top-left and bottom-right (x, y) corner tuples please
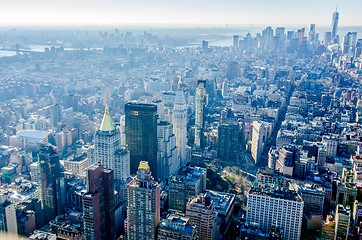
(249, 182), (303, 202)
(100, 105), (115, 131)
(206, 190), (235, 215)
(158, 214), (195, 236)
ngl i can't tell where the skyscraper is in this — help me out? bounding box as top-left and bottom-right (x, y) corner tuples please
(331, 9), (339, 43)
(217, 123), (239, 161)
(37, 143), (65, 225)
(251, 121), (269, 165)
(125, 102), (158, 177)
(157, 121), (179, 181)
(83, 165), (116, 240)
(125, 161), (160, 240)
(194, 80), (207, 150)
(233, 35), (239, 51)
(172, 91), (188, 166)
(94, 105), (130, 182)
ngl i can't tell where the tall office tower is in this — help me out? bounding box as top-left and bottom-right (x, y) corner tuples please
(275, 144), (299, 177)
(324, 32), (332, 47)
(261, 26), (274, 50)
(50, 103), (62, 128)
(157, 214), (197, 240)
(157, 121), (179, 181)
(217, 123), (239, 161)
(101, 84), (112, 106)
(125, 161), (160, 240)
(125, 103), (158, 177)
(309, 24), (316, 44)
(201, 40), (208, 51)
(275, 27), (285, 39)
(331, 9), (339, 42)
(342, 32), (358, 57)
(186, 193), (217, 240)
(194, 80), (207, 150)
(356, 39), (362, 58)
(37, 143), (65, 225)
(83, 165), (115, 240)
(227, 61), (240, 80)
(94, 106), (130, 182)
(172, 91), (188, 166)
(246, 182), (304, 240)
(119, 115), (126, 149)
(335, 205), (350, 240)
(169, 166), (207, 212)
(251, 121), (269, 165)
(0, 196), (17, 234)
(233, 35), (239, 51)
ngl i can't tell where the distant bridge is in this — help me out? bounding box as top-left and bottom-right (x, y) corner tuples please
(0, 48), (39, 53)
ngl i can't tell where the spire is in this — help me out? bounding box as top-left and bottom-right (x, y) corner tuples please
(100, 105), (115, 131)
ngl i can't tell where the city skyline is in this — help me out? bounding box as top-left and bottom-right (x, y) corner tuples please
(1, 0), (361, 27)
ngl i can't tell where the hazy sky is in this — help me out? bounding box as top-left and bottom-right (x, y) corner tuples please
(0, 0), (361, 27)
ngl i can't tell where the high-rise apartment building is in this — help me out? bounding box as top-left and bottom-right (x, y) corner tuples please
(83, 165), (115, 240)
(37, 143), (65, 225)
(172, 91), (188, 166)
(186, 192), (217, 240)
(157, 121), (179, 182)
(335, 205), (350, 240)
(125, 103), (158, 177)
(246, 182), (304, 240)
(194, 80), (207, 150)
(0, 196), (17, 234)
(125, 161), (160, 240)
(94, 106), (130, 182)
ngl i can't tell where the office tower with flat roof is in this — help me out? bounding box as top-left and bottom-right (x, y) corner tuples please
(186, 192), (217, 240)
(94, 105), (130, 182)
(83, 165), (115, 240)
(157, 214), (197, 240)
(125, 103), (158, 177)
(172, 91), (188, 166)
(125, 161), (160, 240)
(169, 166), (207, 213)
(233, 35), (239, 51)
(37, 143), (65, 225)
(246, 182), (304, 240)
(194, 80), (207, 150)
(309, 24), (316, 44)
(0, 196), (17, 234)
(217, 123), (239, 161)
(331, 10), (339, 42)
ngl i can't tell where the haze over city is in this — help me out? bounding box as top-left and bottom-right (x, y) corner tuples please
(1, 0), (362, 26)
(0, 1), (361, 240)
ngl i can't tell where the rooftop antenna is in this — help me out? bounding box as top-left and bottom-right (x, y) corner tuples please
(336, 0), (338, 12)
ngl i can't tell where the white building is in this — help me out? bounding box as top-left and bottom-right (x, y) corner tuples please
(246, 183), (304, 240)
(157, 121), (179, 182)
(9, 130), (49, 152)
(172, 91), (188, 166)
(194, 80), (207, 149)
(322, 135), (338, 157)
(94, 106), (130, 181)
(0, 195), (18, 234)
